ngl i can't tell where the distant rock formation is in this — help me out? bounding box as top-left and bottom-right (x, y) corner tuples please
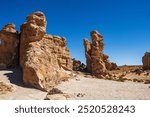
(20, 11), (73, 91)
(72, 58), (86, 71)
(84, 30), (115, 78)
(0, 24), (19, 69)
(142, 52), (150, 70)
(110, 62), (118, 70)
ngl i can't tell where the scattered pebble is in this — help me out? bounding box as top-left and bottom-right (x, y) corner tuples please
(75, 78), (80, 81)
(76, 93), (85, 97)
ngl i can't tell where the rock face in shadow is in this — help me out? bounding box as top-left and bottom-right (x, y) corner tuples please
(110, 62), (118, 70)
(72, 58), (86, 71)
(142, 52), (150, 70)
(20, 11), (73, 91)
(84, 30), (114, 77)
(0, 24), (19, 69)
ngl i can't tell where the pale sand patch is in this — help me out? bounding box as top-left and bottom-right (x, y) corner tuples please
(0, 69), (150, 100)
(56, 76), (150, 100)
(0, 69), (47, 100)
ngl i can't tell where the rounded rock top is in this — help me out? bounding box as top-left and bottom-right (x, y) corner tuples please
(90, 30), (103, 37)
(3, 23), (16, 29)
(26, 11), (46, 21)
(90, 30), (100, 35)
(1, 23), (17, 33)
(31, 11), (45, 17)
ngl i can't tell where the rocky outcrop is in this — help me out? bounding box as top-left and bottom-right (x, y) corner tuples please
(0, 24), (19, 69)
(72, 58), (86, 71)
(20, 11), (47, 68)
(142, 52), (150, 70)
(20, 11), (73, 91)
(110, 62), (118, 70)
(84, 30), (112, 78)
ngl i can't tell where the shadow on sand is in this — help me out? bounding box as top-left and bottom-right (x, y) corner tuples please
(3, 67), (34, 89)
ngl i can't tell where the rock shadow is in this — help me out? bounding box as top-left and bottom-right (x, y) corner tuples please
(3, 67), (33, 89)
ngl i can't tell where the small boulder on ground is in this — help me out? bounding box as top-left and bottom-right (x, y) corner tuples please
(0, 81), (13, 94)
(44, 88), (73, 100)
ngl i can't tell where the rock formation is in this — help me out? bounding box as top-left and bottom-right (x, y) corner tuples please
(20, 11), (73, 91)
(84, 30), (112, 78)
(142, 52), (150, 70)
(72, 58), (86, 71)
(0, 24), (19, 69)
(110, 62), (118, 70)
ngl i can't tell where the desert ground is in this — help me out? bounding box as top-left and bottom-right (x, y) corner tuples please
(0, 68), (47, 100)
(0, 68), (150, 100)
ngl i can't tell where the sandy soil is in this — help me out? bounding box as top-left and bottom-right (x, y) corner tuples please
(0, 68), (47, 100)
(56, 75), (150, 100)
(0, 69), (150, 100)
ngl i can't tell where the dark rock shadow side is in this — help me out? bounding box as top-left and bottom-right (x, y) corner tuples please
(3, 67), (34, 89)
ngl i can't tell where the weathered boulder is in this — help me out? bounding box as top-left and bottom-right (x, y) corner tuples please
(84, 30), (111, 77)
(142, 52), (150, 70)
(0, 24), (19, 69)
(2, 24), (17, 33)
(110, 62), (118, 70)
(20, 11), (73, 91)
(0, 81), (13, 94)
(44, 88), (72, 100)
(72, 58), (86, 71)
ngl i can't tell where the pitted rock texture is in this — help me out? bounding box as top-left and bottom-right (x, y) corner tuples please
(84, 30), (112, 77)
(20, 11), (72, 91)
(20, 11), (47, 68)
(0, 24), (19, 69)
(142, 52), (150, 70)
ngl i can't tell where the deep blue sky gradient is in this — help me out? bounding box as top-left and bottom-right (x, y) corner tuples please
(0, 0), (150, 65)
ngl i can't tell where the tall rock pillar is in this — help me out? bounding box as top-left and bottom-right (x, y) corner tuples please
(84, 30), (112, 78)
(20, 11), (72, 91)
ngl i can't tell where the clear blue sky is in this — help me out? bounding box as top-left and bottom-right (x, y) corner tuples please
(0, 0), (150, 65)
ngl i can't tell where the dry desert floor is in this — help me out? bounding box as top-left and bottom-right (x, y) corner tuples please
(0, 68), (150, 100)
